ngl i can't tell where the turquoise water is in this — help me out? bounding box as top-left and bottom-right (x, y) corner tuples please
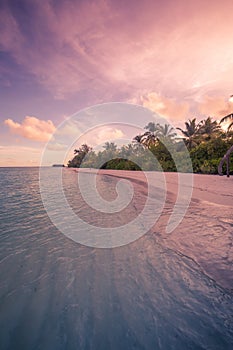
(0, 167), (233, 350)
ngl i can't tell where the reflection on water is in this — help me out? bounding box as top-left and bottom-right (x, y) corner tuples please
(0, 167), (232, 350)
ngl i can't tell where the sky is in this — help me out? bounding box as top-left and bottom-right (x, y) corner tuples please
(1, 0), (233, 166)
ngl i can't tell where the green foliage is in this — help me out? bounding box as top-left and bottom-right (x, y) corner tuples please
(101, 158), (141, 171)
(67, 144), (92, 168)
(199, 159), (221, 174)
(67, 117), (233, 175)
(150, 140), (176, 172)
(190, 136), (233, 173)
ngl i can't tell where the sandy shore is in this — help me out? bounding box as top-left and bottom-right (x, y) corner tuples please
(88, 169), (233, 290)
(91, 169), (233, 206)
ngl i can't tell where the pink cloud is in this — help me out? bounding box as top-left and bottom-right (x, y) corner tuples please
(0, 8), (24, 52)
(72, 126), (125, 148)
(140, 92), (190, 122)
(198, 95), (233, 119)
(1, 0), (233, 106)
(4, 116), (56, 142)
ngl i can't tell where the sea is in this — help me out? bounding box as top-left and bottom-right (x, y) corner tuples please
(0, 167), (233, 350)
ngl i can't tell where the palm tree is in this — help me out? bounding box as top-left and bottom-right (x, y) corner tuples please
(198, 117), (221, 138)
(144, 122), (158, 133)
(220, 113), (233, 132)
(74, 144), (91, 154)
(119, 144), (134, 158)
(177, 118), (200, 149)
(133, 135), (143, 144)
(133, 133), (155, 148)
(140, 122), (162, 148)
(103, 142), (117, 151)
(156, 123), (177, 140)
(68, 144), (92, 167)
(134, 122), (177, 149)
(219, 113), (233, 176)
(141, 131), (157, 148)
(218, 144), (233, 177)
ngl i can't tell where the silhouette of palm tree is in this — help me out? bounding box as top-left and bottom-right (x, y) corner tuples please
(176, 118), (200, 149)
(220, 113), (233, 132)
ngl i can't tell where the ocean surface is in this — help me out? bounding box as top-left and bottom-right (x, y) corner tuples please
(0, 167), (233, 350)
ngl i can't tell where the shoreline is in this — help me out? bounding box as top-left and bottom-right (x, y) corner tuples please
(72, 168), (233, 290)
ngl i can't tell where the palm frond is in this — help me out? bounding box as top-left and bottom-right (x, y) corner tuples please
(220, 113), (233, 124)
(176, 127), (189, 138)
(227, 121), (233, 131)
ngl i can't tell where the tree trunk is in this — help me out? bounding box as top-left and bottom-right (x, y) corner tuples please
(218, 145), (233, 177)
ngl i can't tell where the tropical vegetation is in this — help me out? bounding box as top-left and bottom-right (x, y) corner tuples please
(67, 117), (233, 174)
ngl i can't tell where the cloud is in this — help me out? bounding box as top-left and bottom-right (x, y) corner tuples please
(140, 92), (190, 122)
(198, 95), (233, 119)
(0, 145), (42, 167)
(0, 0), (114, 99)
(56, 121), (81, 136)
(0, 7), (24, 53)
(1, 0), (233, 104)
(47, 142), (68, 151)
(4, 116), (56, 142)
(77, 126), (125, 147)
(63, 125), (125, 165)
(95, 127), (124, 144)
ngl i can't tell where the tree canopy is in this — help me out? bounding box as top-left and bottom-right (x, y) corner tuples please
(67, 117), (233, 175)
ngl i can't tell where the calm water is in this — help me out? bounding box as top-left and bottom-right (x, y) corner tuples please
(0, 167), (233, 350)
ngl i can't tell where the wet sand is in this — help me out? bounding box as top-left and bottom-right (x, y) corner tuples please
(91, 170), (233, 290)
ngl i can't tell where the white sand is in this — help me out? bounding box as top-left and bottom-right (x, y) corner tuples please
(93, 170), (233, 289)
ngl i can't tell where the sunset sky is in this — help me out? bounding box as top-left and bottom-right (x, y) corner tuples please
(1, 0), (233, 166)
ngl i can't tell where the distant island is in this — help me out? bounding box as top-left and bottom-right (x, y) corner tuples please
(52, 164), (65, 167)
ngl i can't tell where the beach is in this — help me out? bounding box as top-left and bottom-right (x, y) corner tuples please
(0, 167), (233, 349)
(70, 168), (233, 289)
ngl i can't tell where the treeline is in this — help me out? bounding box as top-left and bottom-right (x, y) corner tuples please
(67, 116), (233, 174)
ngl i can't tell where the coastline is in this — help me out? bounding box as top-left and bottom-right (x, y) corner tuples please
(73, 168), (233, 289)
